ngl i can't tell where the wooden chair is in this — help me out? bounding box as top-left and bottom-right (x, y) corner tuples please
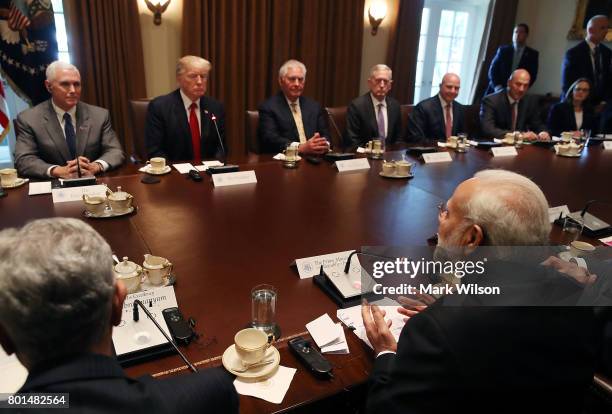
(245, 110), (260, 154)
(128, 99), (151, 162)
(325, 106), (347, 151)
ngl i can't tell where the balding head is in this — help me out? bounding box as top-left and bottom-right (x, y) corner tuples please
(439, 73), (461, 103)
(586, 15), (609, 44)
(507, 69), (531, 100)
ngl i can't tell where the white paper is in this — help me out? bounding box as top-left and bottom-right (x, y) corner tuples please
(273, 154), (302, 161)
(294, 250), (355, 279)
(172, 163), (196, 174)
(233, 365), (296, 404)
(337, 301), (406, 350)
(320, 323), (349, 354)
(195, 161), (224, 171)
(0, 348), (28, 395)
(356, 147), (366, 153)
(599, 235), (612, 247)
(603, 142), (612, 150)
(306, 313), (339, 348)
(548, 205), (570, 224)
(212, 171), (257, 187)
(28, 181), (52, 195)
(112, 286), (178, 356)
(336, 158), (370, 172)
(491, 147), (518, 157)
(51, 184), (107, 203)
(437, 142), (448, 148)
(422, 152), (452, 163)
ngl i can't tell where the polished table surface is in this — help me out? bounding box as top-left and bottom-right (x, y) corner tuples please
(2, 143), (612, 413)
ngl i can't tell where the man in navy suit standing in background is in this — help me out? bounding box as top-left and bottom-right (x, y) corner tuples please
(485, 23), (539, 96)
(145, 56), (227, 163)
(258, 59), (330, 155)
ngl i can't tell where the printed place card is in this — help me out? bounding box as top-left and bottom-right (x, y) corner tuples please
(603, 141), (612, 150)
(212, 170), (257, 187)
(422, 152), (452, 163)
(336, 158), (370, 172)
(491, 146), (518, 157)
(51, 184), (107, 203)
(548, 205), (570, 223)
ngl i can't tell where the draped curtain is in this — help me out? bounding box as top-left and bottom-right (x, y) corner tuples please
(182, 0), (364, 157)
(64, 0), (147, 156)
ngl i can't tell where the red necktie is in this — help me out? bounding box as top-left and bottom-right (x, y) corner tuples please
(445, 104), (452, 138)
(189, 102), (201, 164)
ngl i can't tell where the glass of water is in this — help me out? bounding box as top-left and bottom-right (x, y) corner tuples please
(251, 284), (277, 335)
(560, 216), (584, 246)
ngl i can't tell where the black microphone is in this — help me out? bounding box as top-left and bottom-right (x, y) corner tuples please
(204, 110), (226, 163)
(76, 156), (82, 178)
(343, 249), (400, 274)
(133, 300), (198, 373)
(326, 109), (344, 149)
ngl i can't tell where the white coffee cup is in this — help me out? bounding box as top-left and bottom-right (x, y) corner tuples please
(395, 160), (412, 176)
(382, 161), (395, 175)
(149, 157), (166, 171)
(0, 168), (17, 187)
(570, 241), (595, 257)
(234, 328), (272, 366)
(143, 254), (172, 285)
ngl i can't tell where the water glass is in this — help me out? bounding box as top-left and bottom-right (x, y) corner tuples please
(251, 284), (277, 334)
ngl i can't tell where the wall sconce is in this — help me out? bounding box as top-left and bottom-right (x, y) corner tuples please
(368, 1), (387, 36)
(144, 0), (171, 26)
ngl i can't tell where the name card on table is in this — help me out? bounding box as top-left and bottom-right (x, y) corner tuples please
(422, 152), (452, 163)
(548, 205), (570, 223)
(294, 250), (355, 279)
(336, 158), (370, 172)
(603, 142), (612, 150)
(491, 147), (518, 157)
(51, 184), (107, 203)
(212, 170), (257, 187)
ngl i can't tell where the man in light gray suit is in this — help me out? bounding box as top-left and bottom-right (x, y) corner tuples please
(14, 61), (124, 179)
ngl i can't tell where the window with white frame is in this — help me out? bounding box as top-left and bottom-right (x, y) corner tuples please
(413, 0), (490, 105)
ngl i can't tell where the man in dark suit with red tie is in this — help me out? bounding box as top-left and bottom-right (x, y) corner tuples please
(485, 23), (539, 96)
(406, 73), (465, 144)
(561, 15), (611, 106)
(145, 56), (226, 163)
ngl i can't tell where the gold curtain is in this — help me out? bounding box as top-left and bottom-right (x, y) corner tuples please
(63, 0), (147, 157)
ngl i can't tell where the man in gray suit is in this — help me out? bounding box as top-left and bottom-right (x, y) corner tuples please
(14, 61), (124, 179)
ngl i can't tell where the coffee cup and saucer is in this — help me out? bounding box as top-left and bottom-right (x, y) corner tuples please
(145, 157), (171, 175)
(222, 328), (280, 378)
(0, 168), (28, 189)
(379, 160), (414, 179)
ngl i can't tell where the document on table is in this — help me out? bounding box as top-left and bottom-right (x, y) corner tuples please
(234, 366), (296, 404)
(28, 181), (52, 195)
(172, 163), (196, 174)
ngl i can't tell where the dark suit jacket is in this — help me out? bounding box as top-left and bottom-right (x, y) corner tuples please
(547, 101), (598, 137)
(406, 95), (465, 144)
(145, 89), (227, 161)
(366, 261), (595, 414)
(486, 45), (539, 95)
(561, 41), (612, 105)
(480, 90), (547, 138)
(19, 353), (239, 413)
(258, 92), (330, 153)
(14, 100), (125, 179)
(346, 93), (403, 148)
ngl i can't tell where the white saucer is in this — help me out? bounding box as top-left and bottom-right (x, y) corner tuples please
(556, 152), (582, 158)
(144, 165), (171, 175)
(2, 178), (28, 189)
(222, 344), (280, 379)
(379, 171), (414, 179)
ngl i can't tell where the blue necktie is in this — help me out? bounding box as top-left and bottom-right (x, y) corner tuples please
(63, 112), (77, 159)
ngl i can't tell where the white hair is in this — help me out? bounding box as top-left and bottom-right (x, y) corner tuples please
(369, 64), (392, 79)
(279, 59), (307, 78)
(176, 55), (212, 76)
(45, 60), (80, 82)
(0, 218), (114, 366)
(466, 169), (550, 245)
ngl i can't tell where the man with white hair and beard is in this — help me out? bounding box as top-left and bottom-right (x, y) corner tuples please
(0, 218), (238, 413)
(361, 169), (595, 414)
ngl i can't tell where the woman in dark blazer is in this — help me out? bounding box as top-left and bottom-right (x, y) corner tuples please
(547, 78), (597, 137)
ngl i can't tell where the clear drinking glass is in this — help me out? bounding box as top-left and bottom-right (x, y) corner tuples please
(251, 284), (277, 334)
(560, 216), (584, 246)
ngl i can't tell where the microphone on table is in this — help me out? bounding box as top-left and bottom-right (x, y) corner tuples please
(204, 110), (226, 163)
(342, 249), (399, 274)
(76, 156), (82, 178)
(133, 300), (198, 373)
(326, 108), (345, 150)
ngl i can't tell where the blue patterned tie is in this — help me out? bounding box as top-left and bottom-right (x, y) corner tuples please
(64, 113), (77, 159)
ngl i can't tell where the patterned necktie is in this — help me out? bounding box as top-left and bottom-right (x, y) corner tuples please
(290, 102), (307, 144)
(377, 103), (386, 139)
(444, 104), (452, 138)
(63, 112), (77, 159)
(511, 101), (518, 131)
(189, 102), (201, 164)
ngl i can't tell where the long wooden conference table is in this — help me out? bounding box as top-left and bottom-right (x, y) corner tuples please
(2, 142), (612, 413)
